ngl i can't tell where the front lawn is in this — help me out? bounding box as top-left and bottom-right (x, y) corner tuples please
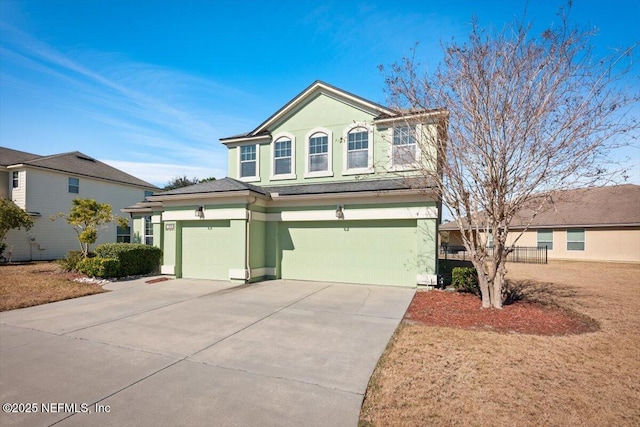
(360, 261), (640, 426)
(0, 262), (106, 311)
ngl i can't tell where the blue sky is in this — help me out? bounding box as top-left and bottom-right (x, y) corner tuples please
(1, 0), (639, 187)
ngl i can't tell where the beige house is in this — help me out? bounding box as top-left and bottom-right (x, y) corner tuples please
(440, 184), (640, 263)
(1, 147), (158, 261)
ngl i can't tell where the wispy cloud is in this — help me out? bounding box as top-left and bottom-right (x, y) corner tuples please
(0, 22), (257, 179)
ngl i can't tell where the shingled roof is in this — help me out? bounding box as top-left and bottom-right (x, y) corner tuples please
(1, 147), (157, 189)
(148, 176), (436, 201)
(440, 184), (640, 230)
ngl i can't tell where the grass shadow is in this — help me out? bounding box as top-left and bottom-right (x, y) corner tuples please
(503, 279), (582, 306)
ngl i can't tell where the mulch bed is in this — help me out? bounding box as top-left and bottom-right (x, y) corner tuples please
(145, 277), (171, 284)
(405, 290), (599, 336)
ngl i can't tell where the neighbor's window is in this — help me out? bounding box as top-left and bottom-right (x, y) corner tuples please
(68, 177), (79, 194)
(12, 171), (19, 188)
(567, 228), (585, 251)
(347, 128), (369, 169)
(144, 190), (154, 198)
(117, 225), (131, 243)
(240, 145), (257, 178)
(537, 230), (553, 250)
(392, 125), (417, 166)
(274, 138), (292, 175)
(144, 216), (154, 246)
(308, 132), (329, 172)
(487, 232), (494, 249)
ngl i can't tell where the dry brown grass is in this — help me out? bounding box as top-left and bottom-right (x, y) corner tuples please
(0, 262), (106, 311)
(360, 261), (640, 427)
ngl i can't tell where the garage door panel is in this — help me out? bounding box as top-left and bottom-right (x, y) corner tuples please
(181, 221), (232, 280)
(280, 220), (417, 286)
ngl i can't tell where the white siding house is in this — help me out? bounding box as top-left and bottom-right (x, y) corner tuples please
(1, 147), (158, 261)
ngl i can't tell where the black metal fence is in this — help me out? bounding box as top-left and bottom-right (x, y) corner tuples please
(439, 245), (548, 264)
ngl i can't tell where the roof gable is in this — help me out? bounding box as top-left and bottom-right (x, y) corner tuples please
(220, 81), (395, 144)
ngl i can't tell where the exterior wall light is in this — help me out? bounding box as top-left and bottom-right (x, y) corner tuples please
(195, 205), (205, 219)
(335, 205), (344, 219)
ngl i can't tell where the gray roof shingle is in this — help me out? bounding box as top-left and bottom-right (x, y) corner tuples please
(440, 184), (640, 230)
(1, 147), (157, 189)
(155, 177), (269, 196)
(153, 177), (435, 199)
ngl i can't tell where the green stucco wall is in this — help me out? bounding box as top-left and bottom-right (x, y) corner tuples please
(278, 219), (424, 287)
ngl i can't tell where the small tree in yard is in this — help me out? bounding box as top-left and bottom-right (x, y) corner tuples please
(381, 4), (639, 308)
(0, 198), (34, 259)
(51, 198), (128, 257)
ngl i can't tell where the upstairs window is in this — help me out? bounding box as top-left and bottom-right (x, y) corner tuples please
(309, 133), (329, 172)
(392, 125), (417, 166)
(347, 128), (369, 169)
(274, 138), (292, 175)
(12, 171), (19, 188)
(68, 177), (79, 194)
(240, 145), (257, 179)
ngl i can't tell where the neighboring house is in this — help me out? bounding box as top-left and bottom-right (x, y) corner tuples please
(440, 184), (640, 263)
(125, 81), (446, 287)
(1, 147), (158, 261)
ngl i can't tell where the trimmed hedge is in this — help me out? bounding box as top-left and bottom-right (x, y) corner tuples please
(77, 257), (120, 278)
(95, 243), (162, 277)
(58, 251), (96, 272)
(452, 266), (480, 296)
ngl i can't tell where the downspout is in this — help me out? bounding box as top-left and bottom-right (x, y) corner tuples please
(245, 197), (257, 283)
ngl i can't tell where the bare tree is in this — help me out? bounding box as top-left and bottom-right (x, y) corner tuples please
(381, 5), (639, 308)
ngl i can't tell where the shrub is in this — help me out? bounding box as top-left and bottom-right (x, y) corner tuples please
(95, 243), (162, 277)
(77, 257), (120, 278)
(58, 251), (95, 272)
(452, 267), (480, 296)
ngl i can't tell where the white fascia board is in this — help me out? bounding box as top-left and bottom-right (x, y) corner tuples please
(162, 208), (248, 221)
(270, 188), (430, 202)
(220, 135), (271, 146)
(374, 109), (448, 126)
(148, 191), (255, 202)
(268, 193), (431, 208)
(260, 206), (438, 222)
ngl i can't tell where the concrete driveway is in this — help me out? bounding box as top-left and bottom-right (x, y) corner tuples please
(0, 277), (414, 427)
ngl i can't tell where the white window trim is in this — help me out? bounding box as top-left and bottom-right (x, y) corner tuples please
(68, 177), (80, 194)
(342, 122), (374, 175)
(144, 215), (154, 246)
(388, 123), (422, 172)
(237, 143), (260, 183)
(304, 127), (333, 178)
(270, 132), (297, 180)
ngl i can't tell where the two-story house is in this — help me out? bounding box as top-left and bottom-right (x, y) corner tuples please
(1, 147), (158, 262)
(124, 81), (446, 287)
